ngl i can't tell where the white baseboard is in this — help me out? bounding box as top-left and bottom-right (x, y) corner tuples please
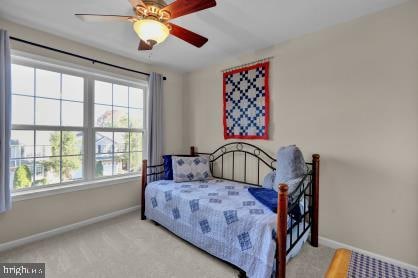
(319, 236), (418, 273)
(0, 206), (140, 254)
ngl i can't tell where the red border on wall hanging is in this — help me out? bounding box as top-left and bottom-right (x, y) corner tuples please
(223, 61), (270, 140)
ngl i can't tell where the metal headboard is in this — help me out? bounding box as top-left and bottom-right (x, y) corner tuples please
(195, 142), (315, 254)
(196, 142), (276, 186)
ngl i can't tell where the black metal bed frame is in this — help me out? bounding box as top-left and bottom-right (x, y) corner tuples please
(142, 142), (320, 278)
(193, 142), (314, 255)
(199, 142), (276, 186)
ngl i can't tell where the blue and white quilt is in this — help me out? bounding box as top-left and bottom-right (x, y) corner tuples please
(145, 179), (309, 278)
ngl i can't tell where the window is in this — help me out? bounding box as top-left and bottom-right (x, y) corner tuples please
(94, 80), (144, 178)
(10, 65), (84, 189)
(10, 58), (146, 192)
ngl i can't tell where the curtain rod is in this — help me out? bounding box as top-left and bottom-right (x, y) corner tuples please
(9, 36), (167, 81)
(221, 56), (274, 73)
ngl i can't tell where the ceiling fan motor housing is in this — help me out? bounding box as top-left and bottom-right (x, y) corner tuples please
(143, 0), (167, 8)
(135, 1), (171, 22)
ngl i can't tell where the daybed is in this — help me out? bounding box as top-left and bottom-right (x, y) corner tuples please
(140, 143), (320, 278)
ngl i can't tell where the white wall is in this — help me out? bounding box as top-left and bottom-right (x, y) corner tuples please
(0, 19), (186, 244)
(184, 1), (418, 266)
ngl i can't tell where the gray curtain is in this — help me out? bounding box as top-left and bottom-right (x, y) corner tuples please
(0, 29), (12, 213)
(147, 72), (164, 169)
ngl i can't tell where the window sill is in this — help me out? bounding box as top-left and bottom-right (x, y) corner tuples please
(12, 175), (141, 202)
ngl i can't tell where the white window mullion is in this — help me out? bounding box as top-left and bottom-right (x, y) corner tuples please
(12, 125), (83, 132)
(59, 73), (63, 183)
(127, 87), (131, 173)
(32, 67), (37, 186)
(85, 77), (95, 181)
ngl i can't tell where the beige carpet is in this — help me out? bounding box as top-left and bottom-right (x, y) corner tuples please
(0, 212), (334, 278)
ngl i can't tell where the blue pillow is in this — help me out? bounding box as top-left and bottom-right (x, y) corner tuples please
(163, 155), (173, 180)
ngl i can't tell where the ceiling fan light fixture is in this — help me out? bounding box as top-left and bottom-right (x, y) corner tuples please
(133, 19), (170, 45)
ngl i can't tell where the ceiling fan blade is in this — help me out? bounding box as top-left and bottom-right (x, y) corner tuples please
(129, 0), (146, 8)
(162, 0), (216, 20)
(75, 14), (133, 22)
(138, 40), (153, 51)
(169, 23), (208, 48)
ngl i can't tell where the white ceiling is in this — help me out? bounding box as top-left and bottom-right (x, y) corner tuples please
(0, 0), (406, 72)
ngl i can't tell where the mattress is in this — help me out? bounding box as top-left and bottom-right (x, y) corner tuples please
(145, 178), (309, 278)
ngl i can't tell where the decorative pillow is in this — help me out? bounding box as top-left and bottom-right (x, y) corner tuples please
(274, 177), (305, 195)
(262, 171), (276, 189)
(172, 156), (212, 182)
(162, 155), (173, 180)
(162, 155), (197, 180)
(273, 145), (307, 193)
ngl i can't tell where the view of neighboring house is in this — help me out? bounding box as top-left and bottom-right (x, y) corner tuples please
(9, 132), (121, 189)
(95, 132), (127, 177)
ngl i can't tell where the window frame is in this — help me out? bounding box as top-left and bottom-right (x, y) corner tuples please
(10, 53), (148, 194)
(91, 75), (146, 181)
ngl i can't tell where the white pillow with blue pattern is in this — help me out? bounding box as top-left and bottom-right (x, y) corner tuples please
(172, 156), (213, 182)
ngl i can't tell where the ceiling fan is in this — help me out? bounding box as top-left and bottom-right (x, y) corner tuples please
(75, 0), (216, 51)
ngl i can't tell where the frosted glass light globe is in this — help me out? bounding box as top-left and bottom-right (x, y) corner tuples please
(133, 19), (169, 44)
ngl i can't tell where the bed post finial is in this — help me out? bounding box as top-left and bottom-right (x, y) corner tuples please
(141, 159), (148, 220)
(311, 154), (320, 247)
(190, 146), (196, 156)
(277, 183), (288, 278)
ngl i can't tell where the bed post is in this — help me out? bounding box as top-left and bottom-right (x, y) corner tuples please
(190, 146), (196, 156)
(277, 184), (288, 278)
(311, 154), (320, 247)
(141, 159), (148, 220)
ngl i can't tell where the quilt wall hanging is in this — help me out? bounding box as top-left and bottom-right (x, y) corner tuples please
(223, 59), (270, 140)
